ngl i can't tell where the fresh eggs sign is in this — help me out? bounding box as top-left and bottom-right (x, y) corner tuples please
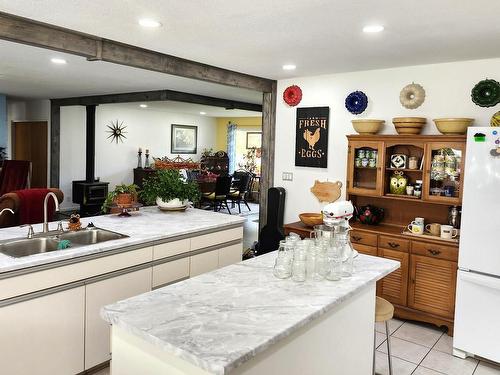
(295, 106), (330, 168)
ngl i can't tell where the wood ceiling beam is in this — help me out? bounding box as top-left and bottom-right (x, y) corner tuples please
(51, 89), (262, 112)
(0, 12), (275, 92)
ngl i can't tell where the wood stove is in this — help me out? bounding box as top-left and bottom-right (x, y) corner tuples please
(72, 105), (109, 216)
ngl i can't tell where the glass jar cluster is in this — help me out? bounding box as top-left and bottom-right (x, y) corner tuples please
(273, 225), (356, 282)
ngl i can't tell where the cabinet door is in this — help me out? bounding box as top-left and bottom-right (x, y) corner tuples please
(152, 257), (190, 288)
(377, 248), (409, 306)
(85, 268), (152, 369)
(423, 142), (465, 204)
(408, 254), (457, 318)
(219, 243), (243, 267)
(347, 140), (384, 196)
(0, 287), (85, 375)
(190, 249), (219, 277)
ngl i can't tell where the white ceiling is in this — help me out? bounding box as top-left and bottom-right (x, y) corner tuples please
(1, 0), (500, 80)
(113, 101), (260, 118)
(0, 40), (263, 102)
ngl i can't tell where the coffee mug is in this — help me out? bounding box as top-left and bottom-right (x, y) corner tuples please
(425, 223), (441, 236)
(408, 222), (424, 235)
(414, 217), (424, 225)
(406, 185), (414, 196)
(441, 225), (458, 239)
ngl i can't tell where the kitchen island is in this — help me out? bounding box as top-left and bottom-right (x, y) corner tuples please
(0, 207), (244, 375)
(102, 252), (399, 375)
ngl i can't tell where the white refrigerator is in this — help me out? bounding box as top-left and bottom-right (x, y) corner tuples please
(453, 127), (500, 363)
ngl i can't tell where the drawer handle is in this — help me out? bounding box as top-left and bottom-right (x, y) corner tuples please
(388, 242), (400, 248)
(351, 235), (362, 241)
(428, 249), (441, 256)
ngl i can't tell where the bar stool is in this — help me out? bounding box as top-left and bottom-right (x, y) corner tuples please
(374, 297), (394, 375)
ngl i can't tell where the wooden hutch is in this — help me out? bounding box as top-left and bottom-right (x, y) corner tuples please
(284, 134), (465, 335)
(347, 134), (465, 335)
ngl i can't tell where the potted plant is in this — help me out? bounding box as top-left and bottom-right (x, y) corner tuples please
(102, 183), (139, 212)
(140, 169), (200, 208)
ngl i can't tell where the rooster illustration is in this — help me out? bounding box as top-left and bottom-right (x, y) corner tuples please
(303, 128), (321, 150)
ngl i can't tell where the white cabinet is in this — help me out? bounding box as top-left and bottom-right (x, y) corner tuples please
(190, 249), (219, 277)
(0, 287), (85, 375)
(153, 257), (190, 288)
(85, 268), (152, 370)
(219, 243), (243, 268)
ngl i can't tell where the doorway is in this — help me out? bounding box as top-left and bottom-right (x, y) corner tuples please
(12, 121), (48, 188)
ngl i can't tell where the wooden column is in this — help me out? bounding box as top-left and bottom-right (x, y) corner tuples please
(259, 82), (277, 229)
(50, 101), (60, 188)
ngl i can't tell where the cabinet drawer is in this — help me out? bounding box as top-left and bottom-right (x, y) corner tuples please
(352, 243), (378, 256)
(411, 241), (458, 262)
(218, 243), (243, 268)
(379, 235), (409, 252)
(350, 230), (377, 247)
(190, 227), (243, 251)
(153, 239), (190, 260)
(152, 258), (190, 288)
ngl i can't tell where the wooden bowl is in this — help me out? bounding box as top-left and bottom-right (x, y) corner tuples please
(351, 119), (384, 135)
(433, 118), (474, 135)
(299, 213), (323, 227)
(392, 117), (426, 135)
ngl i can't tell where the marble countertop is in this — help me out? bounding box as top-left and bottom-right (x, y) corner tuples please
(102, 252), (399, 375)
(0, 207), (245, 274)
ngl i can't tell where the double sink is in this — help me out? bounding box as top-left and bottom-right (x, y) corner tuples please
(0, 228), (128, 258)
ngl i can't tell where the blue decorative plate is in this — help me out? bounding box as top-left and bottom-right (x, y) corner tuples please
(345, 91), (368, 115)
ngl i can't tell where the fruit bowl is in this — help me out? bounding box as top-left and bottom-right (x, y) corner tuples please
(351, 119), (384, 135)
(392, 117), (426, 135)
(433, 118), (473, 135)
(299, 213), (323, 227)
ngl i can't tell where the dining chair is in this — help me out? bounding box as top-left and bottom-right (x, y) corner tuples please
(202, 175), (233, 214)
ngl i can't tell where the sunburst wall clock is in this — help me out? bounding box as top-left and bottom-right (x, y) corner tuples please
(106, 120), (127, 143)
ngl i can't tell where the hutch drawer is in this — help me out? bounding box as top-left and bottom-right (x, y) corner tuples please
(379, 235), (410, 252)
(411, 241), (458, 262)
(350, 230), (377, 247)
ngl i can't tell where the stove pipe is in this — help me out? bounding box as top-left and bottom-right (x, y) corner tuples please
(85, 105), (96, 182)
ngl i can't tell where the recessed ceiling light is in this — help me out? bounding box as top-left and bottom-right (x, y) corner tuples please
(363, 25), (384, 33)
(282, 64), (296, 71)
(51, 58), (67, 64)
(139, 18), (162, 28)
(199, 111), (207, 115)
(139, 104), (148, 108)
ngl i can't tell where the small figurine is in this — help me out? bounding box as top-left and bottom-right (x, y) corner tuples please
(68, 213), (81, 231)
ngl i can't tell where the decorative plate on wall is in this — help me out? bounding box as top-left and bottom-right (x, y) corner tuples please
(345, 91), (368, 114)
(471, 79), (500, 107)
(283, 85), (303, 107)
(491, 111), (500, 127)
(399, 83), (426, 109)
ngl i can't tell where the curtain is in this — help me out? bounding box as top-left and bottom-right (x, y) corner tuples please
(227, 122), (237, 174)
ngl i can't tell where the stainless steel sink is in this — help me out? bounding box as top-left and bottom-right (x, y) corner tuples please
(0, 237), (60, 258)
(0, 228), (128, 258)
(57, 228), (128, 245)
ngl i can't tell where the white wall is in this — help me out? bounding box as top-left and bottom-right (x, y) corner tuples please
(60, 104), (217, 208)
(274, 58), (500, 223)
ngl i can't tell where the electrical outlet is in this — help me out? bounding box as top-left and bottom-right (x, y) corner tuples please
(282, 172), (293, 181)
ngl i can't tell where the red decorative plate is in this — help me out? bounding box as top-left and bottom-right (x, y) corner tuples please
(283, 85), (302, 106)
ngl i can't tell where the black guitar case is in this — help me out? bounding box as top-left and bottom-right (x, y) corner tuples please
(256, 187), (286, 255)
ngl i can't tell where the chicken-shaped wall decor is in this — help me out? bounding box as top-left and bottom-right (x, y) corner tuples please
(295, 107), (330, 168)
(303, 128), (321, 150)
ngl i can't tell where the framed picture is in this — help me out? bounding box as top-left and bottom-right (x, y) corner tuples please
(171, 124), (198, 154)
(246, 132), (262, 149)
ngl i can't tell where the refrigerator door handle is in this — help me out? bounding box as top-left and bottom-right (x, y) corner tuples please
(460, 271), (500, 291)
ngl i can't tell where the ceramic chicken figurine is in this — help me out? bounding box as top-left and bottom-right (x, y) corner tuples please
(303, 128), (321, 150)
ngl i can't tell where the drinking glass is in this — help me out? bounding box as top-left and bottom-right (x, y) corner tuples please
(291, 244), (307, 282)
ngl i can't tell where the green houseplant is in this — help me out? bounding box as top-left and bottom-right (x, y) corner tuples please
(102, 183), (139, 212)
(140, 169), (200, 208)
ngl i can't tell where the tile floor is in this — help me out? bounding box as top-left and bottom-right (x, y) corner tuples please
(375, 319), (500, 375)
(92, 319), (499, 375)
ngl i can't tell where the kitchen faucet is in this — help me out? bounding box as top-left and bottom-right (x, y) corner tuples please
(43, 192), (60, 233)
